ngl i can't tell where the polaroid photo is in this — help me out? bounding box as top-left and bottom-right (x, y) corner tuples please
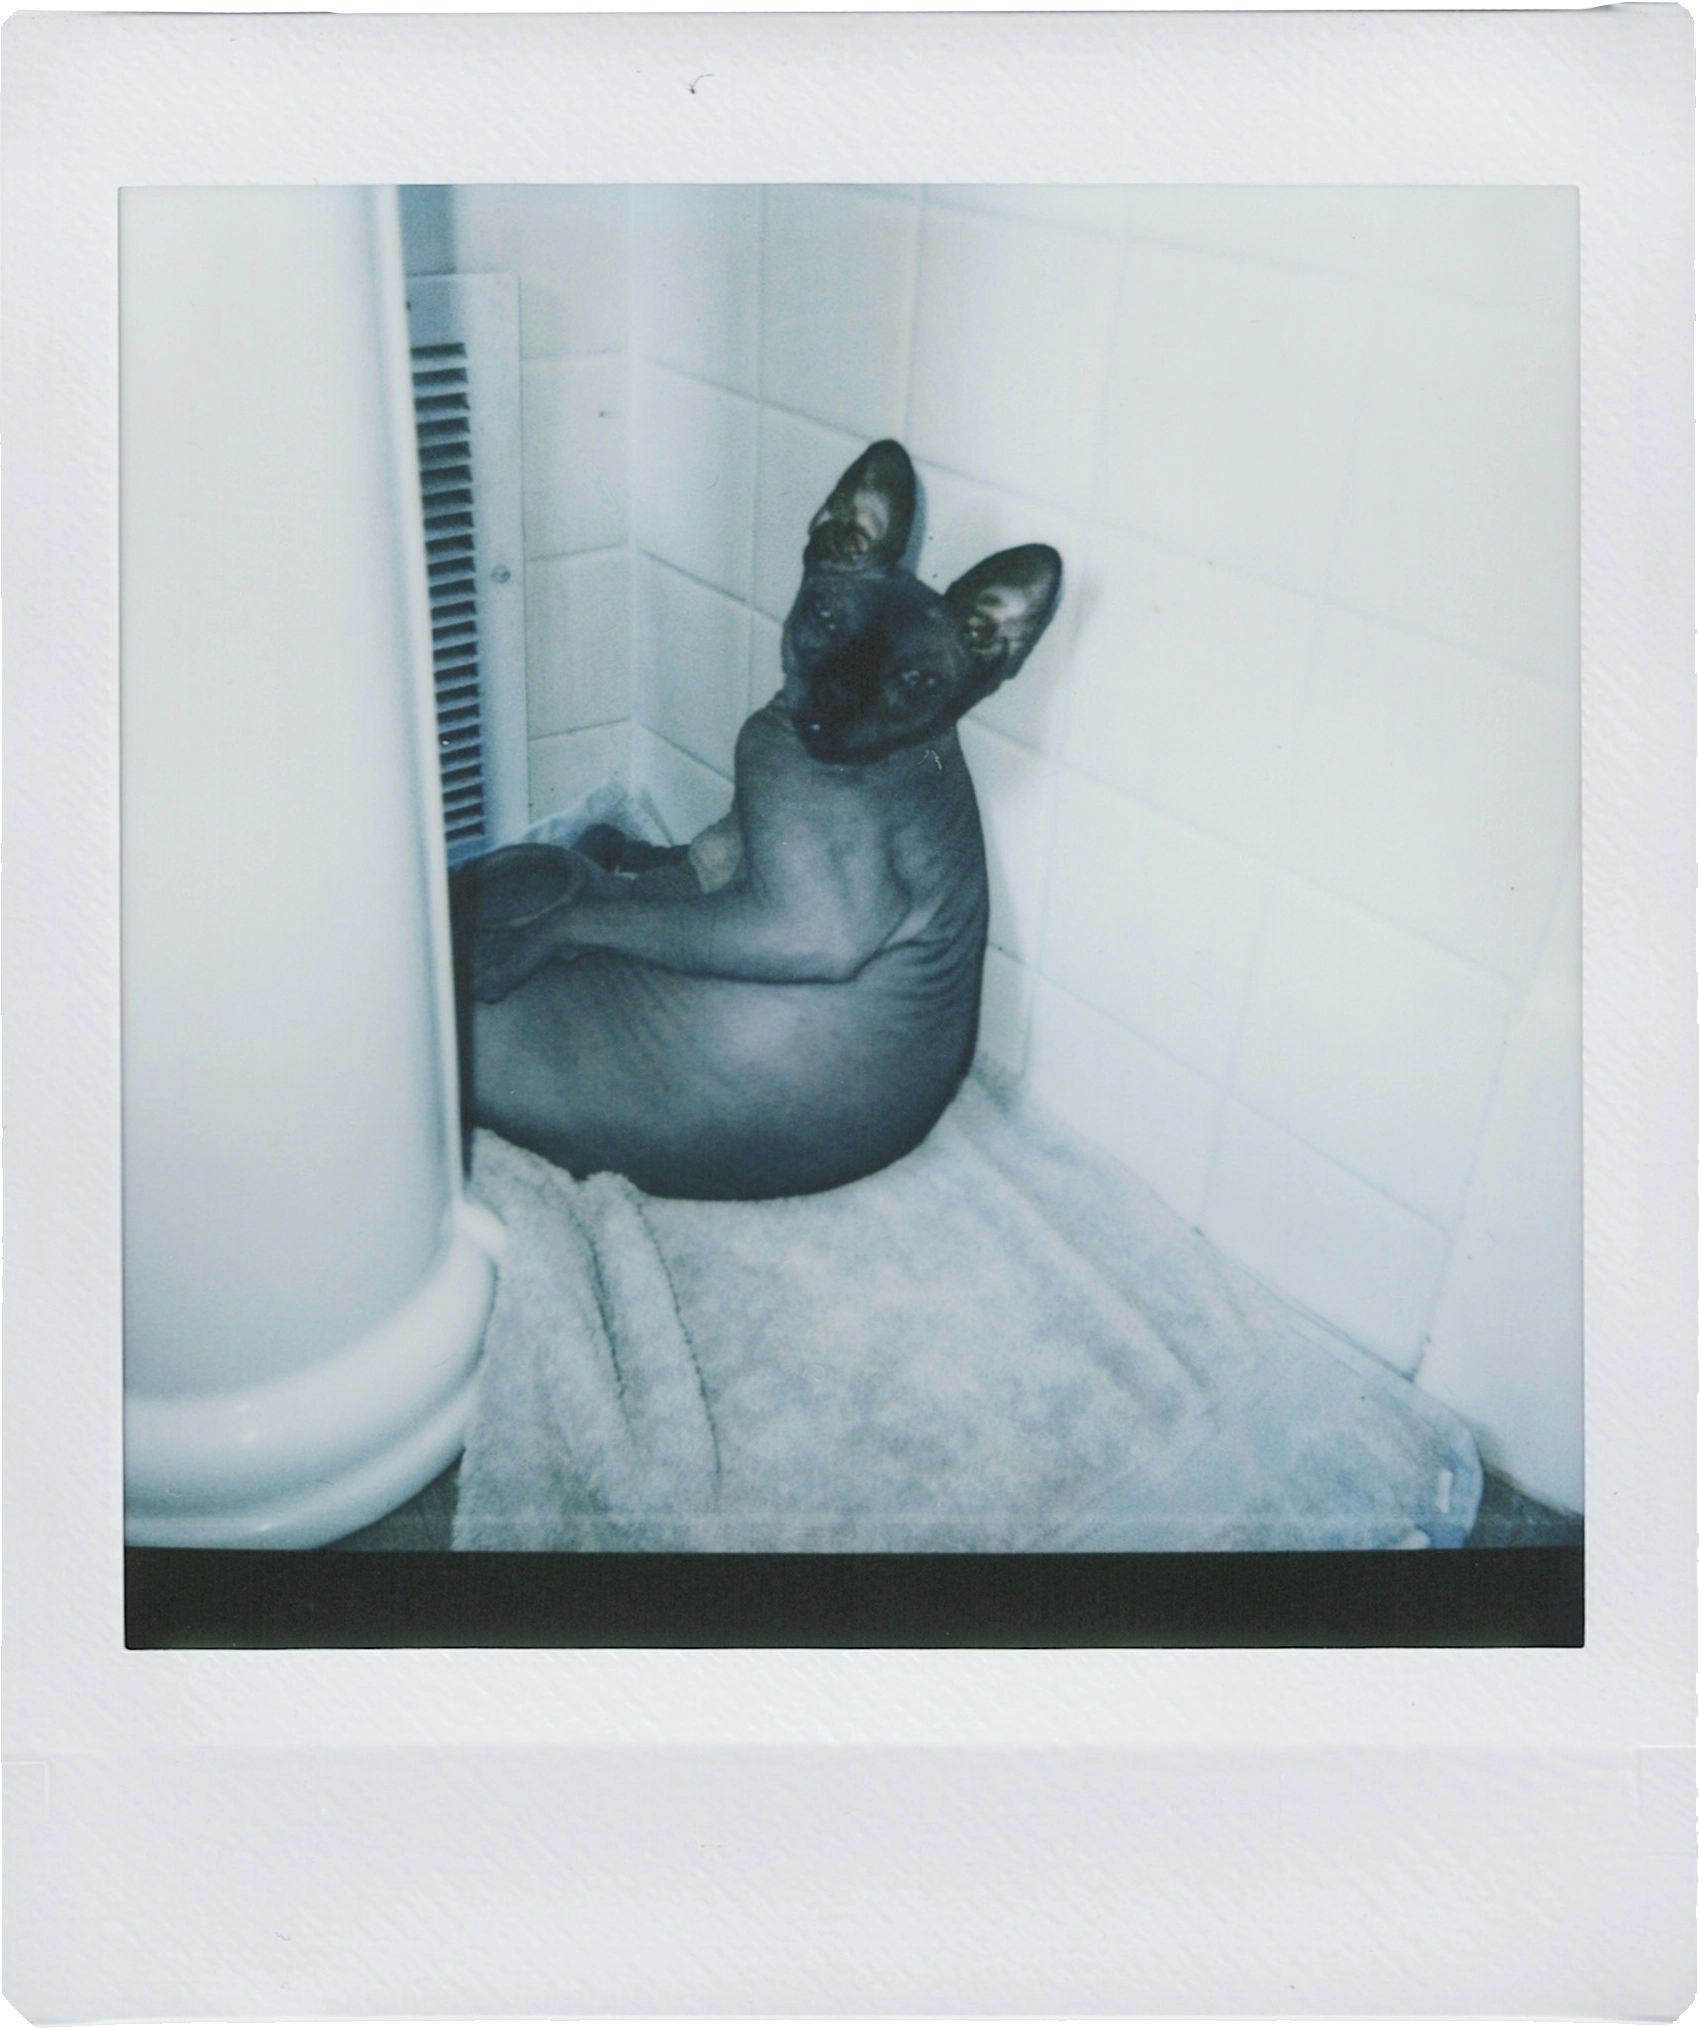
(5, 8), (1692, 2016)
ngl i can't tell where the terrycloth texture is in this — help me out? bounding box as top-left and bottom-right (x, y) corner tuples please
(453, 1066), (1481, 1552)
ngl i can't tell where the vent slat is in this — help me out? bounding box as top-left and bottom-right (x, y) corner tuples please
(412, 327), (491, 864)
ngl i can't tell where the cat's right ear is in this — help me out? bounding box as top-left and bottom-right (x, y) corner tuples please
(806, 440), (917, 568)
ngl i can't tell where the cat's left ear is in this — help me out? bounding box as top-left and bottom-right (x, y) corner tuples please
(944, 545), (1063, 672)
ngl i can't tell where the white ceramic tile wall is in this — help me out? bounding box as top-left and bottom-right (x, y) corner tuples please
(630, 362), (758, 604)
(635, 558), (749, 778)
(1230, 879), (1514, 1228)
(444, 187), (641, 819)
(908, 206), (1120, 512)
(762, 186), (917, 441)
(1103, 241), (1380, 591)
(630, 185), (761, 396)
(527, 720), (630, 823)
(1289, 608), (1578, 980)
(630, 725), (735, 843)
(1329, 291), (1578, 686)
(1202, 1101), (1451, 1376)
(524, 550), (631, 739)
(489, 184), (1583, 1505)
(1415, 850), (1583, 1508)
(977, 947), (1034, 1080)
(1025, 978), (1223, 1224)
(1044, 779), (1268, 1082)
(454, 184), (628, 360)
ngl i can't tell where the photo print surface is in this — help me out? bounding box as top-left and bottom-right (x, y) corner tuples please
(121, 183), (1582, 1643)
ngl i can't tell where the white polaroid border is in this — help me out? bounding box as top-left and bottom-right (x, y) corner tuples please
(4, 10), (1692, 2016)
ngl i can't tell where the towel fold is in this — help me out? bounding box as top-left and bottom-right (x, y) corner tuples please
(453, 1064), (1481, 1552)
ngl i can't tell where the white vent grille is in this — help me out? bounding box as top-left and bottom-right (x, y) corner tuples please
(404, 273), (526, 867)
(410, 339), (487, 859)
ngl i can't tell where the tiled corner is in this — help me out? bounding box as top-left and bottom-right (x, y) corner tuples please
(1415, 1007), (1584, 1507)
(635, 558), (750, 779)
(977, 946), (1034, 1077)
(399, 184), (453, 276)
(1232, 877), (1514, 1227)
(1097, 241), (1375, 592)
(527, 720), (632, 824)
(1042, 772), (1267, 1082)
(1025, 978), (1223, 1222)
(957, 719), (1056, 966)
(1328, 287), (1578, 688)
(1201, 1100), (1450, 1374)
(631, 184), (761, 396)
(760, 185), (917, 441)
(924, 185), (1129, 236)
(452, 183), (628, 360)
(520, 357), (628, 559)
(748, 611), (784, 716)
(751, 407), (866, 621)
(1413, 851), (1582, 1508)
(630, 363), (757, 599)
(1117, 186), (1399, 284)
(1290, 607), (1579, 982)
(907, 205), (1120, 513)
(913, 460), (1086, 756)
(1063, 529), (1311, 859)
(524, 548), (632, 738)
(631, 724), (735, 844)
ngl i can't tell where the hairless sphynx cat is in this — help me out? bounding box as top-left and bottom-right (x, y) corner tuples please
(451, 439), (1062, 1200)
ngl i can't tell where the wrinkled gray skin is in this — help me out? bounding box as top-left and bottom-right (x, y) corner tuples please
(452, 439), (1062, 1199)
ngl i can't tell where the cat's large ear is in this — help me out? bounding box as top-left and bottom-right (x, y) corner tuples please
(944, 545), (1063, 675)
(806, 440), (917, 567)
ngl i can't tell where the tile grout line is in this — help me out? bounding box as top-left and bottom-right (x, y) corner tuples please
(1058, 740), (1540, 998)
(1404, 818), (1582, 1390)
(1039, 971), (1453, 1248)
(898, 190), (924, 446)
(1020, 201), (1136, 1076)
(1196, 594), (1327, 1228)
(747, 185), (770, 720)
(637, 721), (736, 799)
(636, 345), (1572, 696)
(612, 185), (641, 803)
